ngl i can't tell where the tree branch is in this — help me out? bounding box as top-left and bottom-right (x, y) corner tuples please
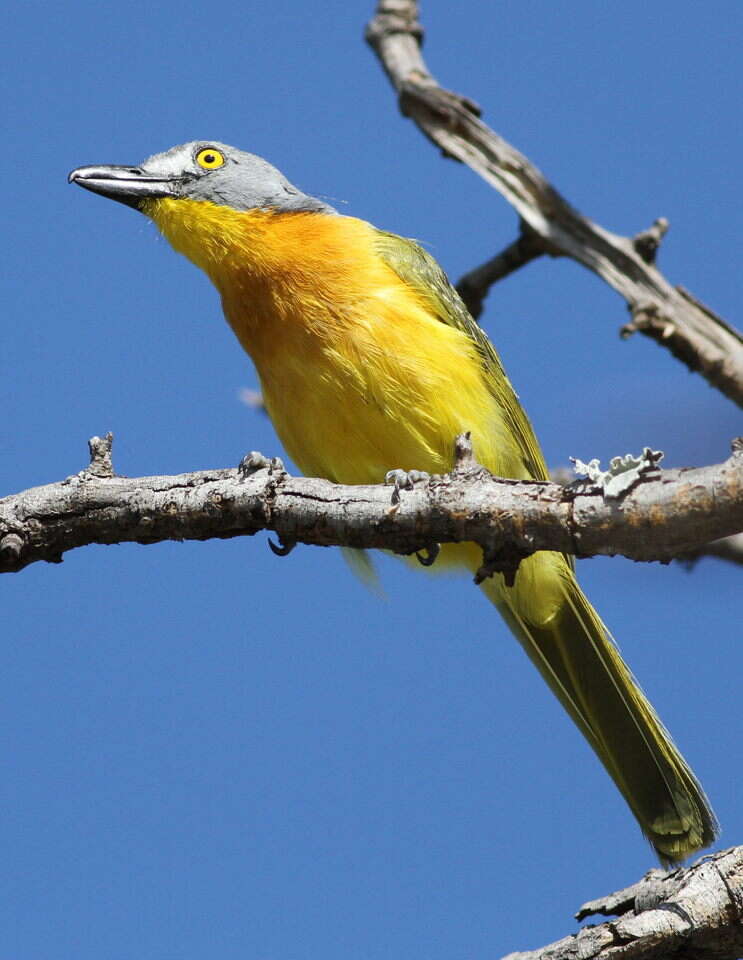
(1, 434), (740, 576)
(504, 845), (743, 960)
(455, 223), (547, 320)
(365, 0), (743, 407)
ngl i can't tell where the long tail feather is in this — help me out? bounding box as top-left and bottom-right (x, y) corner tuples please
(481, 550), (718, 864)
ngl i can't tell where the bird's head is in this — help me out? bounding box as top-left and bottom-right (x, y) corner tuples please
(69, 141), (334, 215)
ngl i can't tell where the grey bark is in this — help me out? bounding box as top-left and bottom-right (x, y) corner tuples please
(505, 845), (743, 960)
(1, 434), (740, 576)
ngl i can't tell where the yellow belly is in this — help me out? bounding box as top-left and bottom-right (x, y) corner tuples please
(145, 197), (531, 485)
(249, 302), (513, 486)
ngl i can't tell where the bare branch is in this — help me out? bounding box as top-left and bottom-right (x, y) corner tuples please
(504, 845), (743, 960)
(365, 0), (743, 407)
(455, 224), (546, 320)
(1, 435), (740, 575)
(549, 464), (743, 572)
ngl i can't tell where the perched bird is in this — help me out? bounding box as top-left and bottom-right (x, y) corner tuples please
(70, 141), (717, 863)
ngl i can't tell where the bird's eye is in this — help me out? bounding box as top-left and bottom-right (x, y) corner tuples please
(196, 148), (225, 170)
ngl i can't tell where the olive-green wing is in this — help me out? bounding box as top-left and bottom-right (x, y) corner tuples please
(374, 229), (548, 481)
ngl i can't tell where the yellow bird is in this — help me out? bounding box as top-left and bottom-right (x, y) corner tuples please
(70, 141), (717, 863)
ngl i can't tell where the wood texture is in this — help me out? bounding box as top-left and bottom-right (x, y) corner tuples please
(506, 845), (743, 960)
(1, 434), (740, 575)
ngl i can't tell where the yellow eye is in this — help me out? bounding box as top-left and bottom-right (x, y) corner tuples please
(196, 147), (225, 170)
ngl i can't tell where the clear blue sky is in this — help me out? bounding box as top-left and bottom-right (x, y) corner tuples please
(3, 2), (741, 958)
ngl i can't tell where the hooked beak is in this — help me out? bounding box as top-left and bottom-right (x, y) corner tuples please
(68, 164), (183, 209)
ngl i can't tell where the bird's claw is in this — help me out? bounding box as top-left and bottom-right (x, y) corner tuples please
(385, 468), (430, 506)
(416, 543), (440, 567)
(268, 537), (296, 557)
(238, 451), (286, 478)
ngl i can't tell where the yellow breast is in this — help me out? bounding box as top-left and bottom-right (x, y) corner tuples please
(144, 197), (523, 485)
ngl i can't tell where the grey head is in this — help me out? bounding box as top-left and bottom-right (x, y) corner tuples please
(69, 141), (336, 215)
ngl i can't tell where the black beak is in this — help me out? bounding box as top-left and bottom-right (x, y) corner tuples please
(68, 164), (182, 209)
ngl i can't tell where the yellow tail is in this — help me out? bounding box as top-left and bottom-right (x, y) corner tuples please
(480, 550), (717, 864)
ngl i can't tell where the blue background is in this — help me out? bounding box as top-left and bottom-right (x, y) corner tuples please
(3, 2), (741, 957)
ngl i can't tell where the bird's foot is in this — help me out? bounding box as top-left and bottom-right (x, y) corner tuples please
(384, 468), (430, 506)
(237, 451), (286, 478)
(236, 452), (293, 557)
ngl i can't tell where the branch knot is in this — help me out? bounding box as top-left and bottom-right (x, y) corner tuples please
(633, 217), (669, 264)
(84, 433), (115, 479)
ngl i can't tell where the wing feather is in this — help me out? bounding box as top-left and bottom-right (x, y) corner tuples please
(373, 230), (548, 481)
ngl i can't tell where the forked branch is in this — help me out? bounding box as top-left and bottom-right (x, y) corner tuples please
(365, 0), (743, 406)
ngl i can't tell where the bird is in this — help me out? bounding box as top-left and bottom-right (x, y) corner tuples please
(69, 140), (717, 864)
